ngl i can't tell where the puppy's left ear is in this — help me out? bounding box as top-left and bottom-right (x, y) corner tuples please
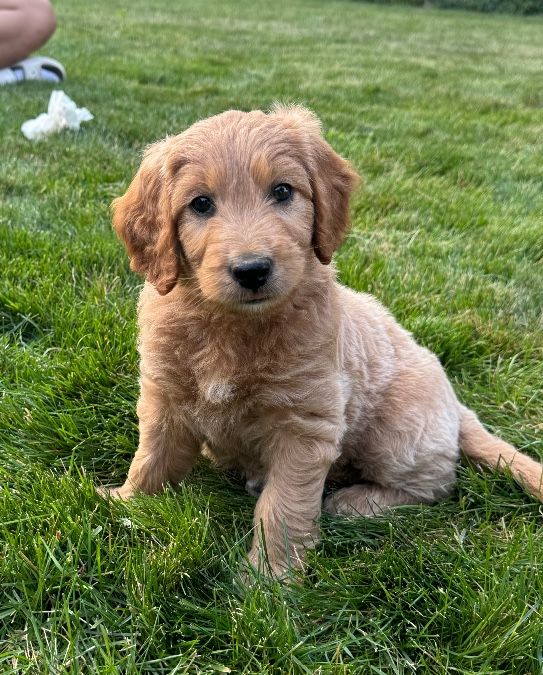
(310, 135), (360, 265)
(270, 105), (360, 265)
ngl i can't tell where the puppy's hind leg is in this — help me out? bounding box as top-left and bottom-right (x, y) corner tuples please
(323, 422), (459, 518)
(323, 483), (426, 517)
(324, 353), (461, 518)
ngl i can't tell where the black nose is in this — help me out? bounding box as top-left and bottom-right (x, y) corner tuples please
(231, 256), (272, 292)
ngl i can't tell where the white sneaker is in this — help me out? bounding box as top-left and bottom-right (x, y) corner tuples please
(0, 56), (66, 85)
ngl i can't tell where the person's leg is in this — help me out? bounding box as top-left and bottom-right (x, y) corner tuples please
(0, 0), (56, 68)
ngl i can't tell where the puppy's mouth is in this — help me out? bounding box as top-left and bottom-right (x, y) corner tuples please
(235, 292), (283, 311)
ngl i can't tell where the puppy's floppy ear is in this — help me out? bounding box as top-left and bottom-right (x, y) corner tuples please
(112, 139), (180, 295)
(310, 135), (360, 264)
(270, 104), (360, 265)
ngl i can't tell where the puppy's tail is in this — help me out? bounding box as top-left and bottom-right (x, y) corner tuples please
(459, 407), (543, 501)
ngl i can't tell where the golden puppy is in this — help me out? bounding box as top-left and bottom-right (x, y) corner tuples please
(103, 105), (543, 576)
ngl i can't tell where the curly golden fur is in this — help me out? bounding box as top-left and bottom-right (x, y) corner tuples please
(102, 105), (543, 577)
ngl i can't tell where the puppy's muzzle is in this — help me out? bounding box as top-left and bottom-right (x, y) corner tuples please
(230, 256), (273, 292)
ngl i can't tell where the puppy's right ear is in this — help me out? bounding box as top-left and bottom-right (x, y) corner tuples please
(269, 104), (360, 265)
(112, 140), (180, 295)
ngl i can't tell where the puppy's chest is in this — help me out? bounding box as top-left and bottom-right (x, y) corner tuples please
(171, 326), (328, 446)
(190, 371), (272, 435)
(183, 386), (254, 462)
(188, 364), (303, 449)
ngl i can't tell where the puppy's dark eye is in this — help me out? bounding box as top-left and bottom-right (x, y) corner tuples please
(190, 196), (214, 215)
(272, 183), (292, 203)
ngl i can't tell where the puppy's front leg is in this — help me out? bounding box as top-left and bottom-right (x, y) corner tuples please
(248, 432), (339, 577)
(101, 378), (200, 500)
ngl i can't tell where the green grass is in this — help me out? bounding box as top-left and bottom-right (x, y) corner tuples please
(1, 0), (542, 671)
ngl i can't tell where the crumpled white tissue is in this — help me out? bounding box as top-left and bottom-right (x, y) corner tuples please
(21, 90), (93, 141)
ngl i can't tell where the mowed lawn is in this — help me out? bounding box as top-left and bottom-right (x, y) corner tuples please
(1, 0), (542, 671)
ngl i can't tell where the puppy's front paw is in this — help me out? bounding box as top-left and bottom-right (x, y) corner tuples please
(246, 545), (304, 582)
(96, 484), (135, 501)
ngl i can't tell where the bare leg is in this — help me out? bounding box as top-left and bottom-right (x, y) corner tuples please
(323, 483), (427, 517)
(247, 433), (338, 577)
(100, 378), (201, 500)
(0, 0), (56, 68)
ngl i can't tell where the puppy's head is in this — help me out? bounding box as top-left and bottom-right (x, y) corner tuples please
(113, 105), (359, 309)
